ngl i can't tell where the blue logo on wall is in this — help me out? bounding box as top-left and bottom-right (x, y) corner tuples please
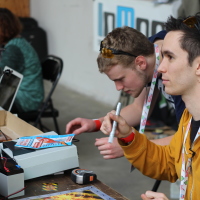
(97, 2), (164, 38)
(98, 3), (135, 37)
(117, 6), (134, 28)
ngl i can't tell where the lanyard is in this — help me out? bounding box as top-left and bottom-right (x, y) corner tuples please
(131, 44), (160, 172)
(180, 118), (200, 200)
(139, 44), (160, 134)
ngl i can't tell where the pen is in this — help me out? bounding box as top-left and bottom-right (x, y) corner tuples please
(108, 102), (122, 143)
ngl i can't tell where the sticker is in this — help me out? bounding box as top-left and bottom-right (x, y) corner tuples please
(42, 183), (58, 191)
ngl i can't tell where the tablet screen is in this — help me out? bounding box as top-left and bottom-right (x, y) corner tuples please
(0, 67), (23, 111)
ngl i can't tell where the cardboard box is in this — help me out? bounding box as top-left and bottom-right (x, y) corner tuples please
(0, 110), (43, 141)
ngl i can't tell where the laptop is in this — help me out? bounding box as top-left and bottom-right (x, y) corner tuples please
(0, 66), (23, 112)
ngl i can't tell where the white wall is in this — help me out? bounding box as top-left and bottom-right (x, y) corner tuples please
(30, 0), (181, 107)
(30, 0), (119, 108)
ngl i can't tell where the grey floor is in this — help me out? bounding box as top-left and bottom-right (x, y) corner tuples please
(42, 83), (178, 200)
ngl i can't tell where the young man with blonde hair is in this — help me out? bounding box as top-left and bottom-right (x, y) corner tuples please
(66, 26), (181, 158)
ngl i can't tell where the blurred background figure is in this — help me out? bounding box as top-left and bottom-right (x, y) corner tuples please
(0, 8), (44, 113)
(178, 0), (200, 17)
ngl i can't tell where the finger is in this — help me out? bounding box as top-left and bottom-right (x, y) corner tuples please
(94, 137), (109, 146)
(109, 112), (121, 124)
(95, 143), (111, 152)
(141, 194), (152, 200)
(99, 149), (111, 156)
(72, 125), (88, 135)
(101, 115), (113, 133)
(100, 113), (118, 135)
(95, 138), (115, 151)
(110, 110), (116, 114)
(66, 125), (79, 134)
(66, 123), (71, 134)
(97, 143), (112, 152)
(66, 120), (80, 133)
(145, 191), (156, 198)
(145, 191), (167, 199)
(100, 123), (112, 135)
(103, 154), (116, 159)
(98, 148), (117, 159)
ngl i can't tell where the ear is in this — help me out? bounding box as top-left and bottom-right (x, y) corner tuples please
(195, 57), (200, 76)
(194, 57), (200, 83)
(196, 65), (200, 83)
(196, 65), (200, 75)
(134, 56), (147, 71)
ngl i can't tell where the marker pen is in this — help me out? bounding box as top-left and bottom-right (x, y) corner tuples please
(108, 102), (122, 143)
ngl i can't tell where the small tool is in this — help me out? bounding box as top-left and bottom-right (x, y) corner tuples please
(108, 102), (122, 143)
(71, 169), (97, 184)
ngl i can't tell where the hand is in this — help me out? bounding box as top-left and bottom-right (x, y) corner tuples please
(100, 111), (132, 138)
(95, 137), (124, 159)
(141, 191), (169, 200)
(66, 118), (97, 135)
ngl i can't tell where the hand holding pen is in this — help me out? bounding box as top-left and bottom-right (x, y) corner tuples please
(108, 102), (122, 143)
(100, 102), (133, 141)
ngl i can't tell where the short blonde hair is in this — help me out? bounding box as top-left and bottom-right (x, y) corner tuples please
(97, 26), (154, 73)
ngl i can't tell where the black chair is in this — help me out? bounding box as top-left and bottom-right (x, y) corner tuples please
(17, 55), (63, 134)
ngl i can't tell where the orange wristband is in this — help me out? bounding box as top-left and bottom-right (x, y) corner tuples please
(119, 132), (135, 143)
(93, 119), (102, 131)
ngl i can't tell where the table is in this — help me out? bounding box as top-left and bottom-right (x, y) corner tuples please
(10, 169), (128, 200)
(145, 126), (176, 140)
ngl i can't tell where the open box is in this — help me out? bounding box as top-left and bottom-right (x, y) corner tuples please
(0, 110), (42, 141)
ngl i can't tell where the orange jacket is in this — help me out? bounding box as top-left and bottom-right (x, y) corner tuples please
(119, 109), (200, 200)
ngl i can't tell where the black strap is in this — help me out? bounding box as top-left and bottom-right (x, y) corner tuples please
(151, 180), (161, 192)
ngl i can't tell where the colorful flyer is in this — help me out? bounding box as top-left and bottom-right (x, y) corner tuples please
(15, 134), (75, 149)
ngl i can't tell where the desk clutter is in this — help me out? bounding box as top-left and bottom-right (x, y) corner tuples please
(0, 111), (126, 200)
(0, 110), (79, 199)
(0, 138), (79, 199)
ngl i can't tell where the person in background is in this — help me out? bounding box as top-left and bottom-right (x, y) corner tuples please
(66, 26), (183, 159)
(0, 8), (44, 113)
(178, 0), (200, 18)
(101, 13), (200, 200)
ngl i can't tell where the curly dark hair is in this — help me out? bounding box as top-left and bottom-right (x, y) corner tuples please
(0, 8), (22, 45)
